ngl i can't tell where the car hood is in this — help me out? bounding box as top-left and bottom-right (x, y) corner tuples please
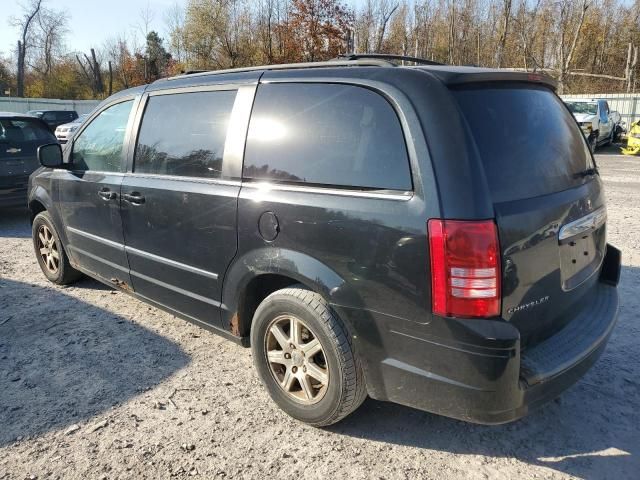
(573, 113), (596, 123)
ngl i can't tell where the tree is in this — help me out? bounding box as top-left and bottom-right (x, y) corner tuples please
(495, 0), (512, 67)
(145, 31), (171, 81)
(287, 0), (353, 62)
(0, 56), (14, 96)
(557, 0), (590, 94)
(10, 0), (42, 97)
(76, 48), (104, 97)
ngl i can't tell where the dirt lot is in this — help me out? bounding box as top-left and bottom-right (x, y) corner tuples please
(1, 149), (639, 480)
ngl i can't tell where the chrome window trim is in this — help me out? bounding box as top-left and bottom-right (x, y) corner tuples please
(146, 83), (249, 96)
(63, 170), (127, 176)
(241, 181), (413, 201)
(126, 172), (241, 187)
(558, 207), (607, 242)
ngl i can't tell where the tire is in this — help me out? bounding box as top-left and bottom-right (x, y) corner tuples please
(32, 211), (82, 285)
(250, 286), (367, 426)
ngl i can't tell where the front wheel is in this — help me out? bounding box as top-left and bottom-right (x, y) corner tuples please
(250, 287), (367, 426)
(32, 211), (82, 285)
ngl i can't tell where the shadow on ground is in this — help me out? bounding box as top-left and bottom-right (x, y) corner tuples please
(0, 207), (31, 239)
(595, 141), (630, 156)
(329, 265), (640, 479)
(0, 277), (190, 446)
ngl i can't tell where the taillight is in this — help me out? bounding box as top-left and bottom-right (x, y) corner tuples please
(428, 219), (501, 318)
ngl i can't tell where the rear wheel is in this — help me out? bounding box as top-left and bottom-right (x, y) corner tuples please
(32, 211), (82, 285)
(250, 286), (367, 426)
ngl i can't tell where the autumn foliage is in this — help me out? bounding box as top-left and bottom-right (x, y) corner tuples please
(3, 0), (640, 99)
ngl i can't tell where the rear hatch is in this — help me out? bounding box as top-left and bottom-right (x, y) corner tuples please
(452, 84), (606, 347)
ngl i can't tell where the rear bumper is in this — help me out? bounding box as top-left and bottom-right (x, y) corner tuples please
(343, 264), (619, 424)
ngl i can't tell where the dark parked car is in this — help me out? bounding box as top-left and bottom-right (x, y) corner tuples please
(28, 55), (620, 426)
(27, 109), (78, 131)
(1, 112), (57, 207)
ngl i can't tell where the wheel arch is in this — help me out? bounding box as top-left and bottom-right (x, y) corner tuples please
(221, 248), (357, 342)
(28, 185), (52, 223)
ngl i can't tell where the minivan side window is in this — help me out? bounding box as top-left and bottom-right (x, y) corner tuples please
(243, 84), (412, 191)
(134, 90), (237, 179)
(71, 100), (134, 172)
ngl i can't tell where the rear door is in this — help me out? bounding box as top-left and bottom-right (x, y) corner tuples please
(56, 99), (137, 287)
(120, 85), (251, 326)
(236, 81), (425, 327)
(453, 84), (606, 346)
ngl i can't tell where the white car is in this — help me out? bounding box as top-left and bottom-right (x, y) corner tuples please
(54, 114), (90, 144)
(565, 99), (615, 152)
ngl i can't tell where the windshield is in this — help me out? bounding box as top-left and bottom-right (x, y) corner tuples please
(453, 84), (594, 203)
(565, 101), (598, 115)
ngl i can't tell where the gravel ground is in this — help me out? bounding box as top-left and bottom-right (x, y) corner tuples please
(1, 149), (639, 480)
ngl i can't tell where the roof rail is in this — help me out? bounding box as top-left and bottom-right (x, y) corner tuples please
(161, 58), (395, 82)
(338, 53), (444, 66)
(181, 69), (208, 75)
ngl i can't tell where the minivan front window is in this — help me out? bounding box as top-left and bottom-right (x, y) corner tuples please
(71, 100), (133, 172)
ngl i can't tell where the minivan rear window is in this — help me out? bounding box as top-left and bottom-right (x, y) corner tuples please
(243, 83), (412, 191)
(452, 85), (594, 203)
(0, 118), (56, 143)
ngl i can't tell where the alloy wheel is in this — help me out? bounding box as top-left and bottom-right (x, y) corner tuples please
(37, 225), (60, 275)
(265, 314), (329, 405)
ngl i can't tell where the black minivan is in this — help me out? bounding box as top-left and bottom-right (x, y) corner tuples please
(28, 55), (620, 426)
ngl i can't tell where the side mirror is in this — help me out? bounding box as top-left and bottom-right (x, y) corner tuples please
(38, 143), (64, 168)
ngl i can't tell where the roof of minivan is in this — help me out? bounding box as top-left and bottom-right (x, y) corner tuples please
(150, 60), (558, 90)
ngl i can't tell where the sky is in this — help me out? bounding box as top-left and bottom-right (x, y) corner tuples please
(0, 0), (363, 59)
(1, 0), (177, 57)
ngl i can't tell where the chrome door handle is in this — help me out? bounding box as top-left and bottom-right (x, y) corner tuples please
(123, 192), (145, 205)
(98, 189), (117, 200)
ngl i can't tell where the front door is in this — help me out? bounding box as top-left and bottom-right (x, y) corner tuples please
(120, 87), (246, 325)
(56, 99), (137, 288)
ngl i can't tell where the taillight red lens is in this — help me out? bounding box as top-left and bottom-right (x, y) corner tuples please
(428, 219), (501, 318)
